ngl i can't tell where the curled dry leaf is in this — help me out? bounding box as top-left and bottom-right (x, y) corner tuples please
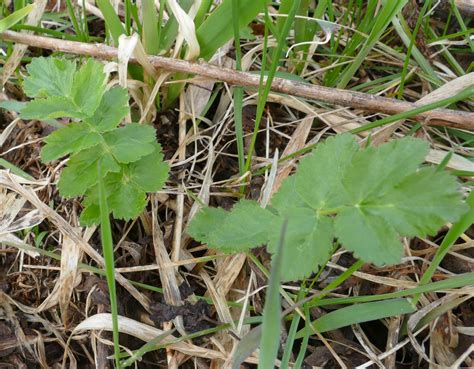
(0, 187), (44, 258)
(73, 313), (226, 360)
(167, 0), (200, 60)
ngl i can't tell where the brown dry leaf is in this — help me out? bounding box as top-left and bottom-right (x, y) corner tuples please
(407, 293), (472, 367)
(58, 229), (83, 327)
(0, 188), (43, 258)
(151, 196), (185, 335)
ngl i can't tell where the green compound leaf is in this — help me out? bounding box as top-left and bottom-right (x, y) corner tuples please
(103, 124), (157, 163)
(80, 201), (101, 226)
(295, 134), (358, 210)
(23, 57), (76, 98)
(356, 168), (468, 238)
(40, 87), (131, 162)
(334, 207), (403, 265)
(71, 59), (107, 116)
(214, 200), (276, 251)
(268, 209), (334, 281)
(58, 145), (120, 197)
(125, 143), (169, 192)
(89, 87), (130, 132)
(23, 56), (169, 225)
(340, 137), (429, 202)
(22, 57), (107, 120)
(79, 144), (169, 223)
(40, 122), (102, 162)
(188, 134), (467, 281)
(270, 177), (307, 213)
(188, 200), (276, 252)
(20, 96), (84, 120)
(187, 206), (229, 245)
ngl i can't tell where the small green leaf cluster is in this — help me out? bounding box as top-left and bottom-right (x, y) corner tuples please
(22, 57), (169, 225)
(188, 135), (467, 281)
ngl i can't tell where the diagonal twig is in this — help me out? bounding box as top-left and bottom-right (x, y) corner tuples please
(1, 30), (473, 130)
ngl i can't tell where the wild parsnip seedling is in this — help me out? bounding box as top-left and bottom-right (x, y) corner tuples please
(188, 134), (467, 281)
(21, 57), (169, 225)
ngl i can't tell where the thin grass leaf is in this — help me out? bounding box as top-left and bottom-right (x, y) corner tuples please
(120, 330), (175, 367)
(414, 295), (470, 331)
(280, 307), (301, 369)
(0, 3), (34, 32)
(392, 15), (441, 87)
(97, 162), (121, 368)
(293, 305), (311, 369)
(244, 0), (301, 173)
(197, 0), (264, 60)
(159, 0), (193, 51)
(141, 0), (160, 55)
(0, 158), (34, 180)
(258, 220), (287, 369)
(194, 0), (213, 28)
(297, 299), (416, 337)
(294, 0), (312, 50)
(96, 0), (126, 46)
(351, 85), (474, 133)
(337, 0), (409, 89)
(397, 0), (433, 98)
(311, 272), (474, 307)
(412, 191), (474, 304)
(231, 326), (262, 369)
(232, 0), (245, 174)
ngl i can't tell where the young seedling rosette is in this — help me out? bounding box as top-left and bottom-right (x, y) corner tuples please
(22, 57), (169, 224)
(188, 134), (468, 281)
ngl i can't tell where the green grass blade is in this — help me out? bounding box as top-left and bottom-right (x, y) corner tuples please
(0, 158), (35, 180)
(280, 309), (301, 369)
(412, 191), (474, 305)
(293, 305), (311, 369)
(351, 85), (474, 133)
(312, 272), (474, 307)
(120, 330), (175, 367)
(64, 0), (86, 42)
(297, 299), (416, 337)
(0, 3), (34, 32)
(159, 0), (193, 52)
(244, 0), (301, 173)
(397, 0), (433, 98)
(258, 220), (287, 369)
(197, 0), (264, 60)
(231, 327), (262, 369)
(337, 0), (409, 89)
(450, 0), (474, 53)
(96, 0), (126, 46)
(392, 15), (441, 86)
(294, 0), (312, 49)
(276, 0), (291, 34)
(142, 0), (160, 55)
(155, 0), (165, 48)
(194, 0), (213, 28)
(232, 0), (245, 175)
(97, 162), (121, 368)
